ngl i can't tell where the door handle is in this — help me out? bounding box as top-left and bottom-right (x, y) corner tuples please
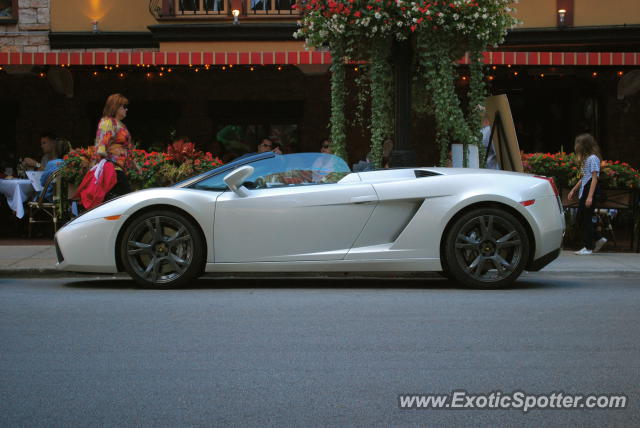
(350, 195), (377, 204)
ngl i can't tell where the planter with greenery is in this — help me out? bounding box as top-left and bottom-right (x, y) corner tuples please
(61, 141), (224, 190)
(521, 152), (640, 190)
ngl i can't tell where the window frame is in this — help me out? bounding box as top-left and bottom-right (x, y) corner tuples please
(0, 0), (18, 23)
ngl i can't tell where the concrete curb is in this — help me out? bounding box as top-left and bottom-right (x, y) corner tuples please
(1, 268), (638, 279)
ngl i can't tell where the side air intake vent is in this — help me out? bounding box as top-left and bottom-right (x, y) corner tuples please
(414, 170), (441, 178)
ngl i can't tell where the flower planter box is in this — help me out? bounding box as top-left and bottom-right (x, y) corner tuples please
(560, 187), (639, 252)
(560, 187), (637, 210)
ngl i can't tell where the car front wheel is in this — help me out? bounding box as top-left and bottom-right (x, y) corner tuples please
(120, 210), (204, 288)
(443, 207), (530, 289)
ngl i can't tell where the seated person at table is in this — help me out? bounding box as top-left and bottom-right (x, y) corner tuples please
(40, 138), (70, 202)
(23, 132), (57, 171)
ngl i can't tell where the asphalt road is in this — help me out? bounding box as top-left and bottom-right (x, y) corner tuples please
(1, 275), (638, 427)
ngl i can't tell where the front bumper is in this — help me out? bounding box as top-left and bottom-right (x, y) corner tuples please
(55, 216), (123, 273)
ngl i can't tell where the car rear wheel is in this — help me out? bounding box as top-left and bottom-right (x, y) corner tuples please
(120, 210), (204, 288)
(443, 207), (530, 289)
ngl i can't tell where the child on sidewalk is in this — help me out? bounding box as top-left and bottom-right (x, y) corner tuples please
(567, 133), (607, 255)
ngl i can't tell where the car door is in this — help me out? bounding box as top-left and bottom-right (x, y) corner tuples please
(213, 154), (378, 263)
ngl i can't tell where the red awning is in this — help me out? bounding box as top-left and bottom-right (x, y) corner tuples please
(0, 51), (638, 66)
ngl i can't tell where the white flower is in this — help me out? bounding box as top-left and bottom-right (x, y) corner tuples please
(453, 13), (459, 20)
(375, 12), (381, 19)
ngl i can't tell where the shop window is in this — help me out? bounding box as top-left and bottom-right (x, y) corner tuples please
(212, 124), (299, 162)
(0, 0), (18, 23)
(209, 100), (302, 161)
(87, 100), (179, 152)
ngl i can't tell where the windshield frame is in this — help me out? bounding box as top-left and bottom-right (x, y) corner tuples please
(179, 152), (352, 191)
(173, 151), (275, 188)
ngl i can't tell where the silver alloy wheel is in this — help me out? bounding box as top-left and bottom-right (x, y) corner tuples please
(453, 214), (523, 282)
(125, 215), (194, 285)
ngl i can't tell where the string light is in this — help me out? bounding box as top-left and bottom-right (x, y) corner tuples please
(194, 68), (199, 72)
(118, 72), (125, 78)
(513, 71), (519, 76)
(592, 71), (598, 78)
(115, 64), (119, 68)
(159, 72), (164, 77)
(222, 66), (226, 71)
(488, 75), (494, 81)
(250, 66), (254, 71)
(617, 71), (624, 77)
(167, 68), (173, 73)
(92, 71), (98, 77)
(491, 65), (497, 70)
(354, 66), (359, 71)
(0, 66), (4, 71)
(277, 66), (282, 71)
(39, 72), (46, 78)
(146, 72), (152, 78)
(461, 76), (467, 81)
(229, 64), (234, 68)
(507, 64), (512, 68)
(539, 73), (545, 78)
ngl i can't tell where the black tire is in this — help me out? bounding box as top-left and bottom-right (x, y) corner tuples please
(443, 207), (530, 289)
(120, 209), (205, 288)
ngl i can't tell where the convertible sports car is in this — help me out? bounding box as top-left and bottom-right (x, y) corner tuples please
(55, 152), (564, 289)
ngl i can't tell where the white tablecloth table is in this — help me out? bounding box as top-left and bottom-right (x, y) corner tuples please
(0, 179), (37, 219)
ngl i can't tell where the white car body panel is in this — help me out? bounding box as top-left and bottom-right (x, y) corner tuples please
(55, 155), (565, 279)
(214, 182), (378, 262)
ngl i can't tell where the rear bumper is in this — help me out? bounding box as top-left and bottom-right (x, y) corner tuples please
(526, 248), (561, 272)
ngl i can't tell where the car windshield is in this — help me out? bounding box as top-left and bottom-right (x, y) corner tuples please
(191, 153), (352, 191)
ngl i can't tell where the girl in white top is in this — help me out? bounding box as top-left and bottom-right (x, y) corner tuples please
(567, 133), (603, 255)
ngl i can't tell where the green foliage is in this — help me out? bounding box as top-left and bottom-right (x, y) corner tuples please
(368, 38), (393, 168)
(329, 56), (348, 160)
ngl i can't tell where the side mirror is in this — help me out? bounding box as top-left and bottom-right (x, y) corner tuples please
(223, 165), (254, 197)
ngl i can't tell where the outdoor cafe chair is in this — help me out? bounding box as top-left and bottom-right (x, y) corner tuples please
(27, 169), (62, 238)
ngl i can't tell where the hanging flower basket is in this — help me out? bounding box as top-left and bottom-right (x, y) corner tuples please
(295, 0), (520, 167)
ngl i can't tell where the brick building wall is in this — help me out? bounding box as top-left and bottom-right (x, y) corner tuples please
(0, 0), (50, 52)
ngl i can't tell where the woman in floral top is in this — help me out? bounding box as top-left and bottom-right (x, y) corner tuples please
(94, 93), (134, 197)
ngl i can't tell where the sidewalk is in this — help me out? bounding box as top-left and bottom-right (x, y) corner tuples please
(0, 244), (638, 277)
